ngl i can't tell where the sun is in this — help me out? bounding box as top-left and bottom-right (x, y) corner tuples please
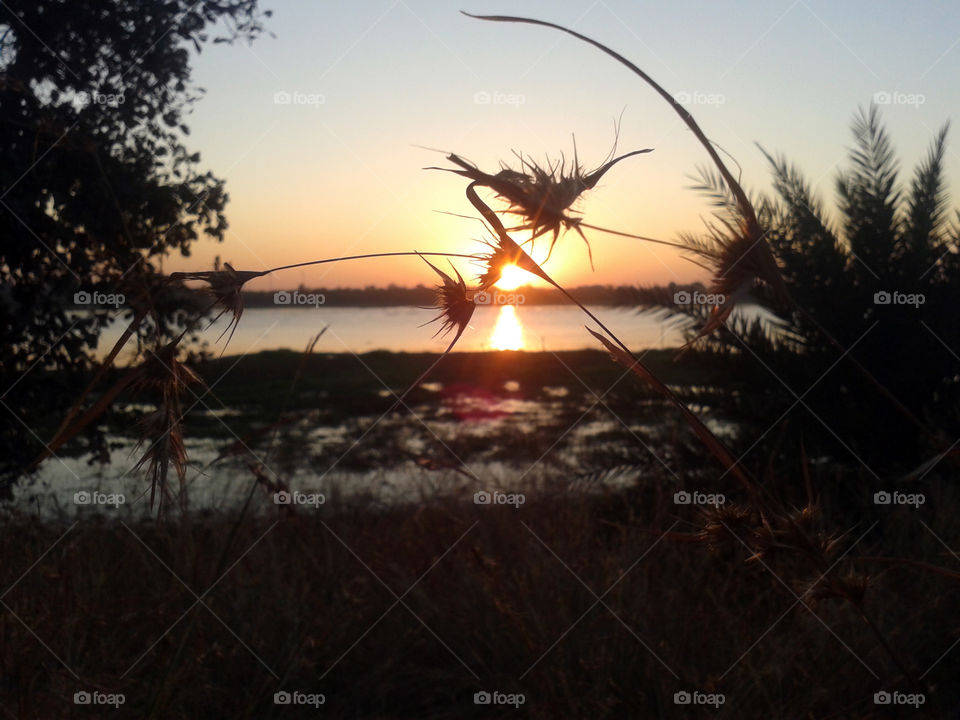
(494, 264), (531, 291)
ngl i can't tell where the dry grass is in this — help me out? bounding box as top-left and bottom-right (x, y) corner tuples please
(1, 481), (956, 718)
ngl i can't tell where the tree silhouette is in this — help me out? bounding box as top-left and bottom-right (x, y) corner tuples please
(636, 106), (960, 470)
(0, 1), (270, 485)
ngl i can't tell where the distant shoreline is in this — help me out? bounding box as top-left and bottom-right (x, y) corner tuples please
(71, 282), (719, 309)
(238, 284), (644, 307)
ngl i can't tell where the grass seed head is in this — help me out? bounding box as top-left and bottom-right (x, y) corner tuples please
(433, 145), (650, 268)
(680, 218), (790, 344)
(129, 336), (203, 515)
(697, 502), (757, 550)
(419, 255), (476, 340)
(170, 262), (264, 348)
(475, 234), (534, 289)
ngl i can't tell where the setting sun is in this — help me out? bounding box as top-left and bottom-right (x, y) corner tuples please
(495, 264), (531, 291)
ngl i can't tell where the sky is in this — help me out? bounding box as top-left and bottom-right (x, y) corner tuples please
(165, 0), (960, 292)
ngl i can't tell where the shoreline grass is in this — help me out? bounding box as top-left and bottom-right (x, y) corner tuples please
(2, 486), (955, 719)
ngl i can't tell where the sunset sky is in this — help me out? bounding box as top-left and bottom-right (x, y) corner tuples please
(166, 0), (960, 291)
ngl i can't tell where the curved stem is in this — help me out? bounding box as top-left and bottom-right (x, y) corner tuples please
(555, 282), (755, 491)
(464, 13), (757, 230)
(463, 180), (753, 488)
(30, 305), (149, 472)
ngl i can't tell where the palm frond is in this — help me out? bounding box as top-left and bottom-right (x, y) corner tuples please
(904, 122), (949, 255)
(836, 105), (901, 269)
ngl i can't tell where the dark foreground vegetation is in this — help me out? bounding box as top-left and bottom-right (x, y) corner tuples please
(2, 484), (957, 719)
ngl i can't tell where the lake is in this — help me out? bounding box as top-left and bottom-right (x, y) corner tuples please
(99, 305), (693, 358)
(38, 304), (757, 518)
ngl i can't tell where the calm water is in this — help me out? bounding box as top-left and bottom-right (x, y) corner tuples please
(41, 304), (760, 517)
(100, 305), (691, 358)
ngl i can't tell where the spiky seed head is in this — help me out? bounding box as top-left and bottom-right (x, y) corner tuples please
(170, 262), (264, 348)
(709, 224), (787, 301)
(681, 219), (790, 345)
(697, 503), (757, 550)
(129, 336), (203, 515)
(434, 147), (650, 267)
(476, 239), (517, 290)
(419, 255), (475, 341)
(475, 230), (552, 290)
(130, 336), (203, 402)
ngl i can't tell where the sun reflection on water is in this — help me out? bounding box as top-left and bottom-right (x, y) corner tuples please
(490, 305), (525, 350)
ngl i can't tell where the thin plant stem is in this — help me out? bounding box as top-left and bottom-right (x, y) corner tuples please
(32, 306), (149, 470)
(467, 13), (938, 449)
(464, 13), (758, 230)
(579, 222), (690, 250)
(465, 14), (930, 695)
(264, 252), (478, 276)
(465, 183), (754, 490)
